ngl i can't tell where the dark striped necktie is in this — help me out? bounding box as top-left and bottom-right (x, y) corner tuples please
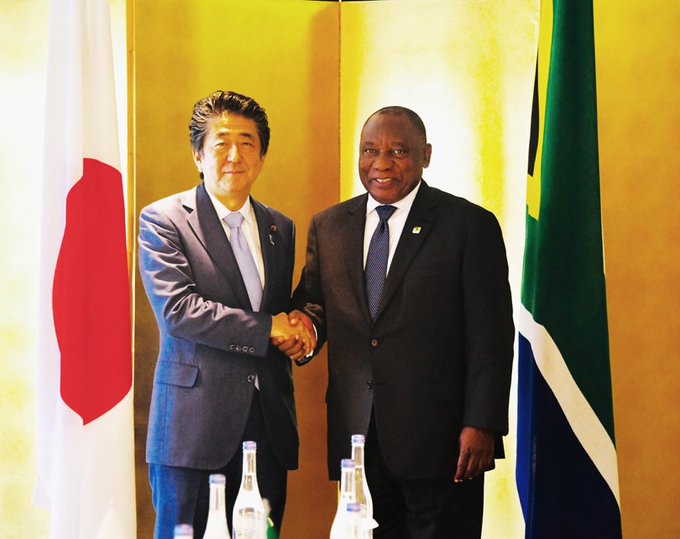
(365, 205), (397, 320)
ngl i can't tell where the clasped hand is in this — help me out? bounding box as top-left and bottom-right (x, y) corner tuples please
(270, 310), (316, 362)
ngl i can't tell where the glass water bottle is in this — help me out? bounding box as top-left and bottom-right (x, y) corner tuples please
(329, 459), (357, 539)
(203, 474), (230, 538)
(232, 441), (266, 539)
(351, 434), (377, 537)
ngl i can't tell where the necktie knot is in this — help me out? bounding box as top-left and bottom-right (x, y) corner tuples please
(224, 212), (244, 229)
(376, 205), (397, 223)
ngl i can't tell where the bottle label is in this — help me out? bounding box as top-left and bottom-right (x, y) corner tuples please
(233, 508), (266, 539)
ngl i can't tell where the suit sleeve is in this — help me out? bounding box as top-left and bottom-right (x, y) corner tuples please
(291, 215), (327, 364)
(138, 204), (273, 357)
(461, 210), (515, 434)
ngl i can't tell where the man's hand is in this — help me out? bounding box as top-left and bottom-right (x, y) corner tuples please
(270, 310), (316, 362)
(453, 427), (495, 483)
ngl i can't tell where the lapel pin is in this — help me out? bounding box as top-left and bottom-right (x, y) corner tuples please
(269, 225), (277, 245)
(412, 226), (422, 234)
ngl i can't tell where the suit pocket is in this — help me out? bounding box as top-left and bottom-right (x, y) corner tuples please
(154, 360), (199, 387)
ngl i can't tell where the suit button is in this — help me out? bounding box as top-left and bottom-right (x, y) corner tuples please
(246, 374), (256, 384)
(366, 380), (374, 390)
(249, 347), (255, 353)
(370, 338), (378, 347)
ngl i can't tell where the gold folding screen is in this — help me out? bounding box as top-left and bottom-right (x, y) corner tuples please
(131, 1), (536, 536)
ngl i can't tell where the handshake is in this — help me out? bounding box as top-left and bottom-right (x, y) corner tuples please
(270, 310), (316, 362)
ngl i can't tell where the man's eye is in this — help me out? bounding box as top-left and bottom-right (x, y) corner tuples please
(391, 149), (407, 156)
(362, 148), (377, 155)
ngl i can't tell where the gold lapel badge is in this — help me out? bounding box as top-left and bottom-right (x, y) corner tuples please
(412, 226), (422, 234)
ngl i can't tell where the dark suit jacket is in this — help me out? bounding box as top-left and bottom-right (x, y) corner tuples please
(138, 182), (298, 471)
(293, 181), (514, 481)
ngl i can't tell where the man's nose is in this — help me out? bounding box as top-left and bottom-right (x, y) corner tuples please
(227, 144), (241, 162)
(372, 152), (392, 170)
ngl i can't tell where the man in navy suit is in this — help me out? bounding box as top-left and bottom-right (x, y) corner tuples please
(138, 90), (314, 538)
(279, 107), (514, 538)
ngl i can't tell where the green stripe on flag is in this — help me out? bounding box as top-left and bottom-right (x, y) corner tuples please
(521, 0), (616, 443)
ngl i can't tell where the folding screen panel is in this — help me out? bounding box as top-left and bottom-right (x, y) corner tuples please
(132, 2), (340, 536)
(339, 2), (538, 537)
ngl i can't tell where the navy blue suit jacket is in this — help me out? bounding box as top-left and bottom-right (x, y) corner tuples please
(138, 182), (298, 471)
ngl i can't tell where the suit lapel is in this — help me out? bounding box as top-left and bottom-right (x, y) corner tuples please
(187, 182), (252, 309)
(251, 199), (276, 311)
(375, 182), (439, 321)
(343, 194), (372, 324)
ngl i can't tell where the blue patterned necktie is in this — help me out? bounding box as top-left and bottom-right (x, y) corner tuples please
(365, 205), (397, 320)
(224, 212), (262, 311)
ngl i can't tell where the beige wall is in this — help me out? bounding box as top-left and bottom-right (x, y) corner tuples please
(0, 0), (126, 537)
(0, 3), (50, 535)
(595, 2), (680, 538)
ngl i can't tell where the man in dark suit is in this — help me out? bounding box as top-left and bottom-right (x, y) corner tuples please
(280, 107), (514, 538)
(138, 90), (314, 538)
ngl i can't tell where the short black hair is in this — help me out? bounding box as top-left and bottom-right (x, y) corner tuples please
(189, 90), (270, 156)
(366, 106), (427, 141)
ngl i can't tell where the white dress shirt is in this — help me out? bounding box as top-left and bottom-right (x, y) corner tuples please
(363, 180), (422, 273)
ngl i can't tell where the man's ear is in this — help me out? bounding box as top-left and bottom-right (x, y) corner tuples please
(423, 143), (432, 168)
(192, 149), (203, 174)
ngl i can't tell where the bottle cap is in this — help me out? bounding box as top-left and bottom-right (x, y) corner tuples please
(340, 458), (356, 469)
(243, 440), (257, 451)
(208, 473), (226, 485)
(351, 434), (365, 444)
(173, 523), (193, 536)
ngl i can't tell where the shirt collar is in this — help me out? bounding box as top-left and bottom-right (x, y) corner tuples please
(366, 179), (422, 215)
(206, 189), (253, 224)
